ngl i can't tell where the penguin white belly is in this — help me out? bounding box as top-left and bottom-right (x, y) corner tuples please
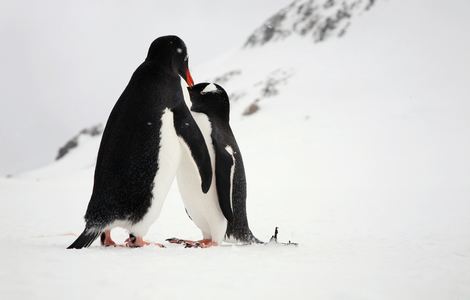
(129, 108), (181, 236)
(176, 113), (227, 243)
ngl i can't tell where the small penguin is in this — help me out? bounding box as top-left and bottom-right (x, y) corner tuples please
(174, 83), (259, 247)
(68, 36), (212, 249)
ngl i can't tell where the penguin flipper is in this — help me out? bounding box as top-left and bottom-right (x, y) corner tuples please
(213, 139), (235, 222)
(173, 104), (212, 193)
(67, 228), (102, 249)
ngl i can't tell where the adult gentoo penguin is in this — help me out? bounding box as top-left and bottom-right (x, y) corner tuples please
(68, 36), (212, 249)
(173, 82), (259, 247)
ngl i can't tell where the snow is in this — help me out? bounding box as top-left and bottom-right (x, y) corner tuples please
(1, 0), (470, 299)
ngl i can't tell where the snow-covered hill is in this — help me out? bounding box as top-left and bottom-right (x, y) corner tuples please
(1, 0), (470, 299)
(245, 0), (376, 47)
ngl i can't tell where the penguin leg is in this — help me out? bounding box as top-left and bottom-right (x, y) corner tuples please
(100, 229), (116, 247)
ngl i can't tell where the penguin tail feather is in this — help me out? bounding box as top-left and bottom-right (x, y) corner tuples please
(247, 232), (263, 244)
(225, 230), (263, 245)
(67, 228), (102, 249)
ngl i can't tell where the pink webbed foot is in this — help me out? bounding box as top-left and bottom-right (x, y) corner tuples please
(125, 234), (150, 248)
(166, 238), (218, 248)
(100, 229), (116, 247)
(166, 237), (198, 248)
(198, 239), (218, 248)
(124, 234), (164, 248)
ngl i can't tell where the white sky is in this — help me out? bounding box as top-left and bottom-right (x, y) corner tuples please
(0, 0), (291, 175)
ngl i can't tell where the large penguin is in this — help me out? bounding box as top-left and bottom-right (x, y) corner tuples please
(173, 83), (259, 247)
(68, 36), (212, 249)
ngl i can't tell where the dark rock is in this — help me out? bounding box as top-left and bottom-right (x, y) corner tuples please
(212, 70), (242, 85)
(244, 0), (378, 48)
(257, 69), (293, 99)
(242, 100), (261, 116)
(56, 124), (103, 160)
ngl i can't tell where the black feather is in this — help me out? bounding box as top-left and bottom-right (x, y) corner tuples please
(67, 228), (102, 249)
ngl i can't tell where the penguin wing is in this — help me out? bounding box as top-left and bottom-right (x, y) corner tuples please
(213, 139), (235, 222)
(173, 103), (213, 193)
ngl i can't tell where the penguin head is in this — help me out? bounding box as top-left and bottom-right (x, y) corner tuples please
(188, 83), (230, 121)
(146, 35), (194, 86)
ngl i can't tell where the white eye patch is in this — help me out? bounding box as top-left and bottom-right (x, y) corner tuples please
(201, 83), (219, 94)
(176, 48), (183, 53)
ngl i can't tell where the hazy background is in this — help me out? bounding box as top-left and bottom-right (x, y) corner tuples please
(1, 1), (470, 298)
(0, 0), (291, 175)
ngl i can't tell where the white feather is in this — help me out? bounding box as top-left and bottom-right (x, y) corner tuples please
(224, 145), (236, 211)
(201, 83), (219, 94)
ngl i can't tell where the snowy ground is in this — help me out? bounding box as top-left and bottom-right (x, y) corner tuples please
(1, 0), (470, 299)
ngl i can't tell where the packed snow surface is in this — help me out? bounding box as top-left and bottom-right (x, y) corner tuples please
(1, 0), (469, 299)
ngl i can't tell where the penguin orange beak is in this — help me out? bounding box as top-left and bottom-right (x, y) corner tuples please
(185, 68), (194, 87)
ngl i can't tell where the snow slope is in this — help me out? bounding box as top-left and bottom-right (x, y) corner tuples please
(1, 0), (470, 299)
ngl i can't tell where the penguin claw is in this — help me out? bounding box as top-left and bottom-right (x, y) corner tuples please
(165, 238), (216, 248)
(166, 237), (186, 244)
(165, 238), (200, 247)
(184, 241), (202, 248)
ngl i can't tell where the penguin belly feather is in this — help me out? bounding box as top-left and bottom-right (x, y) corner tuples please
(176, 113), (227, 243)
